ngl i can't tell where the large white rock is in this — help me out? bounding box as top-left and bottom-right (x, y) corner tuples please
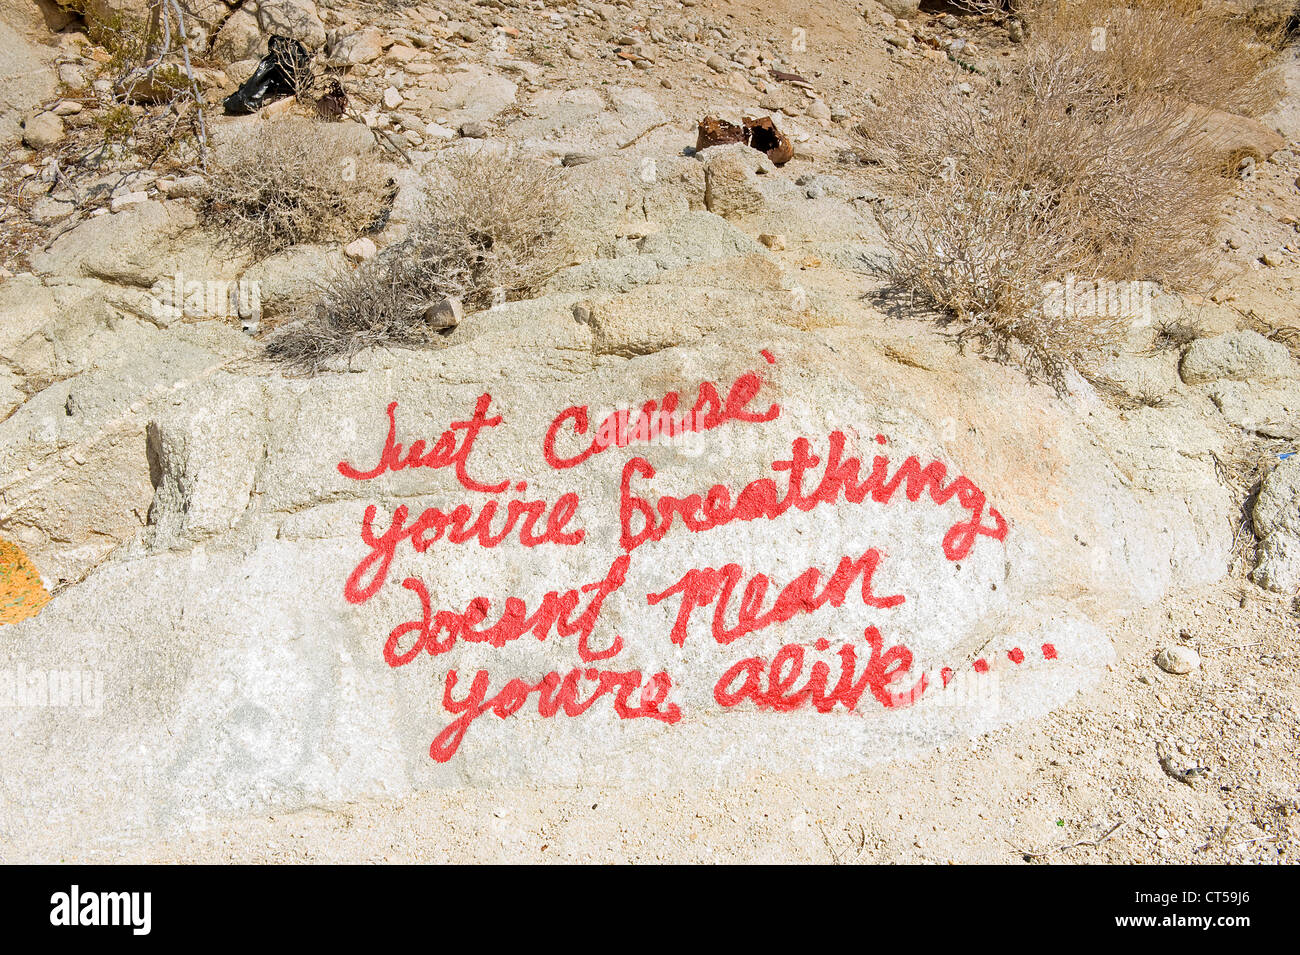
(0, 293), (1235, 853)
(30, 201), (250, 288)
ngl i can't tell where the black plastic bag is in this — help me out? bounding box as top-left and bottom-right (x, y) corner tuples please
(223, 35), (313, 116)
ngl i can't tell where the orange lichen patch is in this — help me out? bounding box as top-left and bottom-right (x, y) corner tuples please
(0, 538), (50, 626)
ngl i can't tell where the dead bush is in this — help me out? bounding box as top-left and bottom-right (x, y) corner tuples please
(858, 0), (1274, 387)
(864, 76), (1224, 383)
(418, 151), (572, 308)
(197, 116), (391, 258)
(265, 151), (570, 373)
(1024, 0), (1284, 117)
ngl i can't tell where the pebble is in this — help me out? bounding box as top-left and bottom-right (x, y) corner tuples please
(382, 86), (403, 108)
(344, 237), (378, 261)
(758, 233), (786, 251)
(706, 53), (728, 73)
(458, 121), (487, 138)
(1156, 645), (1200, 675)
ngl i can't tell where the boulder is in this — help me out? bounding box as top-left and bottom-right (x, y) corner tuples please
(0, 305), (1236, 854)
(1181, 102), (1285, 165)
(327, 26), (386, 65)
(1210, 380), (1300, 439)
(411, 64), (517, 126)
(0, 275), (158, 395)
(873, 0), (922, 18)
(212, 9), (263, 64)
(256, 0), (327, 50)
(701, 143), (777, 219)
(1179, 330), (1297, 384)
(238, 244), (345, 320)
(0, 324), (253, 586)
(1251, 457), (1300, 594)
(20, 112), (63, 149)
(30, 201), (249, 288)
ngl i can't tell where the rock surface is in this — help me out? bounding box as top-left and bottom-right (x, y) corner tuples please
(1180, 330), (1298, 384)
(1251, 457), (1300, 594)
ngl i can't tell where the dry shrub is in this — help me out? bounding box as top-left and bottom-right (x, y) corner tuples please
(198, 116), (391, 258)
(265, 151), (570, 373)
(864, 74), (1224, 382)
(1024, 0), (1284, 117)
(859, 0), (1278, 386)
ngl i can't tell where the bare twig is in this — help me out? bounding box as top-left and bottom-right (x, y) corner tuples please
(1021, 817), (1129, 859)
(617, 120), (669, 150)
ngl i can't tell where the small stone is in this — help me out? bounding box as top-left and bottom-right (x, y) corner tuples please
(424, 296), (462, 328)
(456, 23), (482, 43)
(458, 121), (487, 138)
(1262, 251), (1282, 267)
(52, 100), (83, 117)
(758, 233), (786, 251)
(383, 86), (403, 108)
(1008, 19), (1024, 43)
(22, 112), (64, 149)
(706, 53), (728, 73)
(423, 122), (455, 140)
(1155, 645), (1200, 675)
(344, 237), (377, 261)
(805, 100), (831, 121)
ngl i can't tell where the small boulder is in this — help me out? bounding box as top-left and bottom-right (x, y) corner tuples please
(257, 0), (327, 50)
(1155, 645), (1200, 675)
(424, 296), (463, 329)
(1251, 457), (1300, 594)
(701, 143), (775, 219)
(328, 27), (386, 66)
(344, 237), (377, 261)
(1179, 330), (1297, 384)
(21, 112), (63, 149)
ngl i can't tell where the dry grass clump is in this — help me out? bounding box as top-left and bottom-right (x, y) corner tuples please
(265, 151), (570, 373)
(1025, 0), (1284, 117)
(859, 0), (1279, 386)
(863, 73), (1223, 383)
(198, 116), (392, 258)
